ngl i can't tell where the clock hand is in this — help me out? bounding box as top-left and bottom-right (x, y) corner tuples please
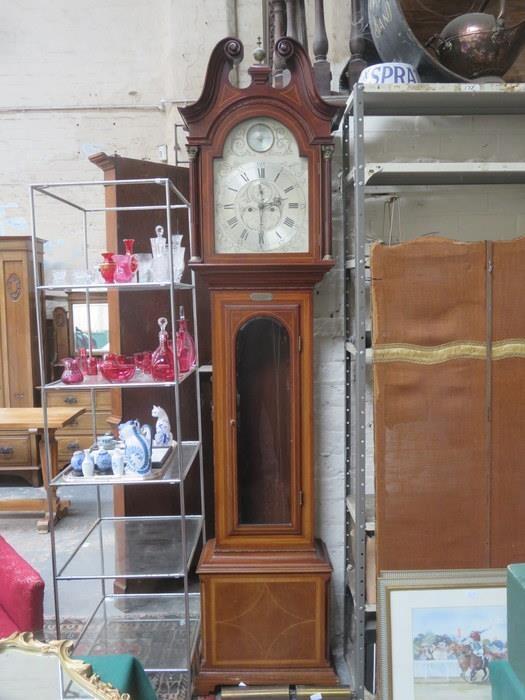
(258, 200), (265, 249)
(261, 196), (286, 209)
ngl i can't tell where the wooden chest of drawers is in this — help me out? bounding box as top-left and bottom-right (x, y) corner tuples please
(0, 430), (39, 485)
(48, 389), (112, 467)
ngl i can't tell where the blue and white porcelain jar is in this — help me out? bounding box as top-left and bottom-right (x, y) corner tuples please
(70, 450), (84, 474)
(96, 449), (113, 474)
(97, 433), (116, 451)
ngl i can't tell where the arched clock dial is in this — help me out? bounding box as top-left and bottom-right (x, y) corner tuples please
(214, 117), (309, 254)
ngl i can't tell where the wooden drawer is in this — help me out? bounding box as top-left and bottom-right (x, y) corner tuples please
(47, 390), (111, 410)
(57, 434), (93, 463)
(57, 411), (112, 435)
(0, 432), (35, 467)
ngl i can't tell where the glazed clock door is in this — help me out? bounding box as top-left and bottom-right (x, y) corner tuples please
(212, 289), (314, 550)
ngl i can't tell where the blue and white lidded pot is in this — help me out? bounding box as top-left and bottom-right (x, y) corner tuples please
(96, 449), (113, 473)
(70, 450), (84, 474)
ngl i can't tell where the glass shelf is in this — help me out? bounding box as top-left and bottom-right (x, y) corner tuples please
(38, 281), (194, 293)
(74, 593), (200, 672)
(51, 441), (200, 487)
(43, 366), (197, 391)
(57, 515), (202, 580)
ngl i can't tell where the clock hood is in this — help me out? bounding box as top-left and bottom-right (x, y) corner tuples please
(179, 37), (338, 279)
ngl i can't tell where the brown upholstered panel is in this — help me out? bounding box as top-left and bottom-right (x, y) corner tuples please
(373, 237), (488, 571)
(491, 238), (525, 566)
(375, 361), (487, 569)
(372, 237), (487, 345)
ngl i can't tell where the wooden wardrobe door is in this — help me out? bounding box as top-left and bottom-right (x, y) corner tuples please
(372, 237), (489, 570)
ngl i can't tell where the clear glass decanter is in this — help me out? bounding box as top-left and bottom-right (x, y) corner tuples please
(151, 317), (175, 381)
(176, 306), (196, 374)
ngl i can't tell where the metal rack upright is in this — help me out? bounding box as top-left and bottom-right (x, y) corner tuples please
(30, 177), (206, 694)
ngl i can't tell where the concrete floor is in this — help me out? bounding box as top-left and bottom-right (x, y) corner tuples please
(0, 477), (114, 621)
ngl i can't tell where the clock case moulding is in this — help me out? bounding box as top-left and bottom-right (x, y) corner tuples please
(179, 38), (340, 692)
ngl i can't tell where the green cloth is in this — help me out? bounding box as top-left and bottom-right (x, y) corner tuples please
(509, 564), (525, 687)
(490, 661), (525, 700)
(79, 654), (157, 700)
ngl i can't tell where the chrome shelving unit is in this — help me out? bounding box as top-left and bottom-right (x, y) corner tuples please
(342, 83), (525, 700)
(30, 177), (205, 691)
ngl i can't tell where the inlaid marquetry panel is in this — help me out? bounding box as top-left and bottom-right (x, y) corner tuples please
(202, 574), (327, 668)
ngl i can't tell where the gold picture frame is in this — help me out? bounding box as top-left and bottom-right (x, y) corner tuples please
(378, 568), (507, 700)
(0, 632), (130, 700)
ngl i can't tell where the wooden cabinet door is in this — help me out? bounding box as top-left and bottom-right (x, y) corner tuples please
(212, 289), (314, 549)
(0, 247), (37, 408)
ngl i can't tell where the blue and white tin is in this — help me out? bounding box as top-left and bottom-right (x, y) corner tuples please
(359, 62), (420, 85)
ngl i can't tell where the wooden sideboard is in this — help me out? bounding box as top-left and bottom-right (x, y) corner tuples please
(0, 237), (43, 485)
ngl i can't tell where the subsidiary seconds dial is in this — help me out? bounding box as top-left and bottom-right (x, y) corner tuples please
(215, 161), (307, 253)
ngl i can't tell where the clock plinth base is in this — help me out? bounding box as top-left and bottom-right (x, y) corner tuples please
(195, 539), (338, 695)
(194, 664), (339, 696)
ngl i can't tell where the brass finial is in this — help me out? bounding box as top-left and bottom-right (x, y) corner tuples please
(253, 36), (266, 65)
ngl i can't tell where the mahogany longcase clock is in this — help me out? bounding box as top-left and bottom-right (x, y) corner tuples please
(179, 37), (338, 692)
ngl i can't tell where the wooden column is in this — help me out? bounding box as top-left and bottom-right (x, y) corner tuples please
(270, 0), (287, 83)
(297, 0), (308, 53)
(285, 0), (298, 39)
(348, 0), (367, 88)
(313, 0), (332, 95)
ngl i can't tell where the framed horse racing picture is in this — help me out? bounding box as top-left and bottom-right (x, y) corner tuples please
(378, 569), (507, 700)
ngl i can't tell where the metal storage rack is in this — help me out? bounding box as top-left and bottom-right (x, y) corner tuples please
(342, 83), (525, 700)
(30, 177), (205, 695)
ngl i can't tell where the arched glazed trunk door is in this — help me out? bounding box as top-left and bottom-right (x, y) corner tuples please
(212, 289), (313, 549)
(236, 316), (292, 526)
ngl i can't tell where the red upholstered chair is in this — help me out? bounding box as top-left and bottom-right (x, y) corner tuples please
(0, 535), (44, 637)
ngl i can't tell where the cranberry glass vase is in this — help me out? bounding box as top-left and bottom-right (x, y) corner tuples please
(123, 238), (138, 274)
(99, 252), (116, 283)
(113, 254), (134, 283)
(152, 317), (175, 381)
(176, 306), (196, 374)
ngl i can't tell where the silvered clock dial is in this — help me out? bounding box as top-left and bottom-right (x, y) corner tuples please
(214, 117), (308, 253)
